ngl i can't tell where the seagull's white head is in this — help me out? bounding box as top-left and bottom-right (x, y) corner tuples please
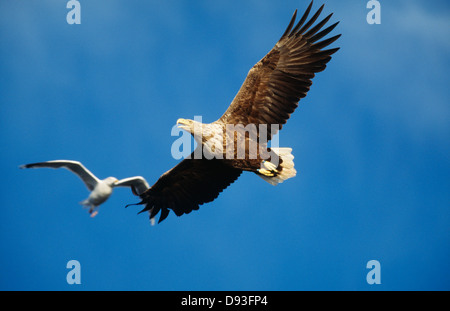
(104, 177), (119, 187)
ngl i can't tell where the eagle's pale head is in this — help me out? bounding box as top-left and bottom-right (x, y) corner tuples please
(176, 118), (205, 137)
(176, 118), (217, 144)
(176, 118), (196, 133)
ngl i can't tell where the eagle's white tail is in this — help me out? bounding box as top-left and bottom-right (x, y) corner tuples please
(257, 147), (297, 186)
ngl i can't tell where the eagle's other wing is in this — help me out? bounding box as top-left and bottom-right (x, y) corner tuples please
(218, 2), (340, 140)
(137, 154), (242, 223)
(20, 160), (100, 191)
(114, 176), (150, 196)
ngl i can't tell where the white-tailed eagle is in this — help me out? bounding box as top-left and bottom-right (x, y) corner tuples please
(135, 1), (341, 223)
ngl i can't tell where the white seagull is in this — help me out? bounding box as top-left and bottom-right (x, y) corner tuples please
(20, 160), (150, 218)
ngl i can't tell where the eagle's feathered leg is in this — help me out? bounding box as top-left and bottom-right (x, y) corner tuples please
(256, 147), (297, 185)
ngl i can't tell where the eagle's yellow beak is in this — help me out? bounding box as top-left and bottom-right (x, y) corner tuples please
(176, 118), (191, 131)
(176, 118), (188, 126)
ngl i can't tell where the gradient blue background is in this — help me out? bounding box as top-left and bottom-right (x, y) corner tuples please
(1, 0), (449, 290)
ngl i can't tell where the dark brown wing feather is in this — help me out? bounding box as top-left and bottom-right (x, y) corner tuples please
(137, 153), (242, 223)
(217, 1), (340, 140)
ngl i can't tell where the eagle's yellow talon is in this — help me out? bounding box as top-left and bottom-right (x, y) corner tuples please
(262, 160), (278, 172)
(258, 168), (276, 177)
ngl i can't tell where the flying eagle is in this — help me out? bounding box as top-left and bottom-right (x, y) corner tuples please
(20, 160), (150, 218)
(134, 2), (341, 223)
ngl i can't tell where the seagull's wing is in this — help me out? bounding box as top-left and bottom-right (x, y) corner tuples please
(20, 160), (100, 191)
(114, 176), (150, 196)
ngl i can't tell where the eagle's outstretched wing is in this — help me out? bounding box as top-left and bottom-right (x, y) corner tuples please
(137, 153), (242, 223)
(217, 1), (340, 140)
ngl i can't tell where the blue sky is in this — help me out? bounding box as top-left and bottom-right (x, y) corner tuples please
(0, 0), (449, 290)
